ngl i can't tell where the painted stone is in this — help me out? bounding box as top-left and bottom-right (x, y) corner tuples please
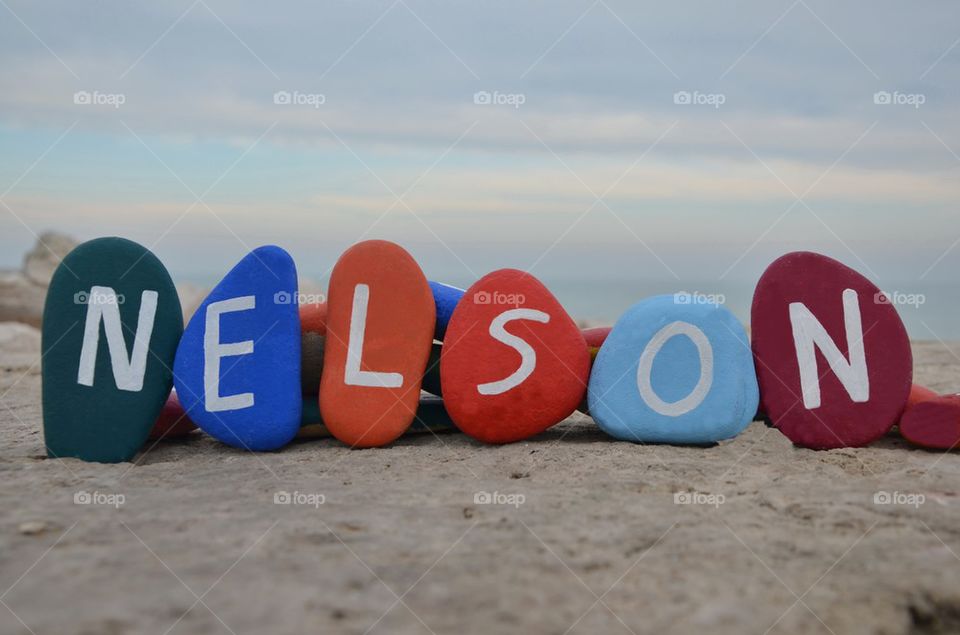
(582, 326), (611, 364)
(300, 302), (327, 395)
(173, 246), (301, 451)
(899, 395), (960, 450)
(421, 342), (443, 397)
(319, 240), (435, 447)
(751, 252), (912, 449)
(588, 295), (758, 444)
(412, 395), (459, 433)
(42, 237), (183, 463)
(429, 281), (465, 341)
(298, 396), (325, 437)
(578, 327), (611, 414)
(441, 269), (589, 443)
(907, 384), (938, 409)
(298, 395), (457, 439)
(149, 391), (197, 440)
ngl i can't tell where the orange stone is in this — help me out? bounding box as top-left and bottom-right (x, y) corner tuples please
(319, 241), (435, 447)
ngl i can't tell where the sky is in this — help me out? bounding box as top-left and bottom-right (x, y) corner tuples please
(1, 1), (958, 331)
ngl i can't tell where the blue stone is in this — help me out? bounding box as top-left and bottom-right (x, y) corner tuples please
(173, 246), (301, 451)
(587, 295), (758, 444)
(428, 281), (465, 340)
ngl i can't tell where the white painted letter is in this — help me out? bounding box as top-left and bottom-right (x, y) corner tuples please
(344, 284), (403, 388)
(636, 321), (714, 416)
(789, 288), (869, 410)
(77, 286), (158, 392)
(204, 296), (256, 412)
(477, 308), (551, 396)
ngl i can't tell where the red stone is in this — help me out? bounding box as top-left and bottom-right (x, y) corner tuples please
(900, 395), (960, 450)
(907, 383), (938, 409)
(441, 269), (590, 443)
(148, 392), (197, 440)
(751, 252), (912, 449)
(582, 326), (611, 364)
(300, 302), (327, 336)
(578, 326), (610, 414)
(319, 241), (435, 447)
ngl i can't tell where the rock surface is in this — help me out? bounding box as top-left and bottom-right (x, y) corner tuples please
(0, 232), (78, 327)
(23, 231), (79, 286)
(2, 331), (960, 634)
(0, 233), (212, 328)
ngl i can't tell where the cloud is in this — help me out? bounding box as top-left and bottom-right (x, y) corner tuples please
(1, 0), (959, 287)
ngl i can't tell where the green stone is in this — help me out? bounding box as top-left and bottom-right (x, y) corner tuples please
(42, 237), (183, 463)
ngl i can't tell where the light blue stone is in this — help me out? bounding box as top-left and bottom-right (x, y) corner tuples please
(587, 295), (758, 444)
(173, 246), (301, 451)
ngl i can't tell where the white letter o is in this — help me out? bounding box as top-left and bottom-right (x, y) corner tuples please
(636, 321), (713, 417)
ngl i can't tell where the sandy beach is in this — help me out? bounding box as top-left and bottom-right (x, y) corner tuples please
(2, 324), (959, 635)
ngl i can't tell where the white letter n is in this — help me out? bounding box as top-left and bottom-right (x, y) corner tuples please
(77, 286), (158, 392)
(789, 288), (869, 410)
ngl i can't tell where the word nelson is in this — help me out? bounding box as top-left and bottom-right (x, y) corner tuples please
(43, 238), (932, 464)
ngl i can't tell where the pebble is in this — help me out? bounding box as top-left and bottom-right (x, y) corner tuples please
(173, 246), (301, 451)
(900, 395), (960, 449)
(148, 391), (197, 439)
(42, 237), (182, 462)
(319, 241), (435, 447)
(300, 302), (327, 395)
(588, 295), (757, 444)
(429, 281), (465, 340)
(751, 252), (912, 449)
(441, 269), (589, 443)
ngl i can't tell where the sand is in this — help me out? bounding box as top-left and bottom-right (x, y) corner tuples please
(2, 324), (960, 635)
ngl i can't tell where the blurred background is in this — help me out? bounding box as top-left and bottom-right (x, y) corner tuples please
(1, 1), (958, 335)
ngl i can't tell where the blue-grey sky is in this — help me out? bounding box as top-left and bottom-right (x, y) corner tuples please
(1, 1), (958, 320)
